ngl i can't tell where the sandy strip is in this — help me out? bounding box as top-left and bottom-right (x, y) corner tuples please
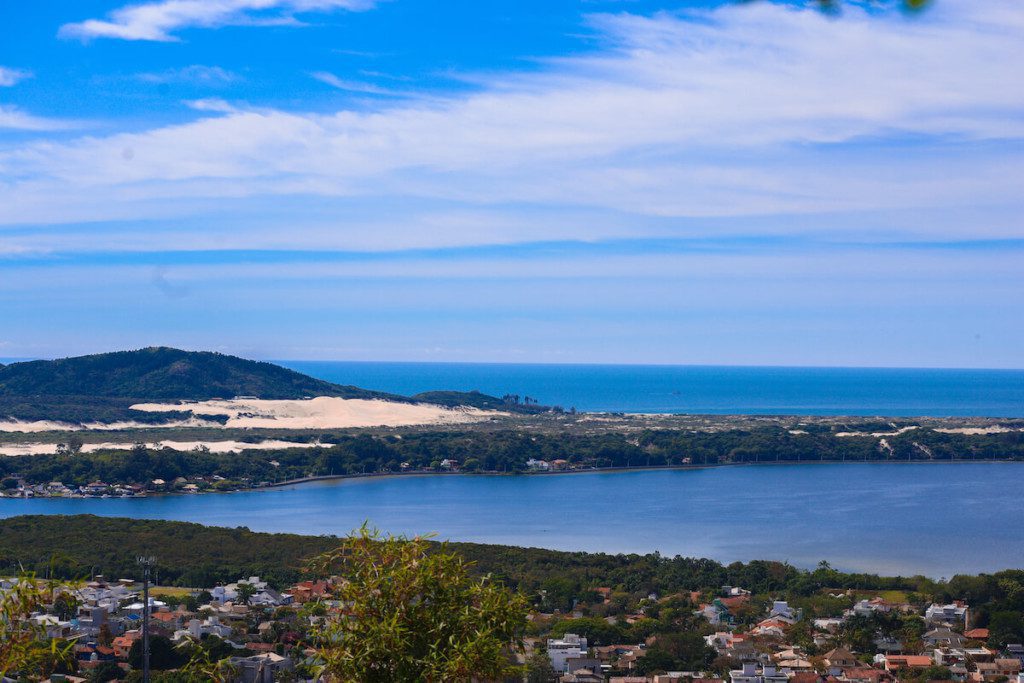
(0, 420), (81, 433)
(130, 396), (501, 429)
(835, 426), (919, 438)
(0, 439), (332, 457)
(933, 426), (1020, 435)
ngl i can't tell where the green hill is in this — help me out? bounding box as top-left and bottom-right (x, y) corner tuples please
(0, 347), (391, 401)
(0, 348), (545, 424)
(0, 347), (413, 424)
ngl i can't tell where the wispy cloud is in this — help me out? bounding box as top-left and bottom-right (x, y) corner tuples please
(184, 98), (240, 113)
(0, 67), (32, 87)
(137, 65), (239, 85)
(59, 0), (376, 42)
(0, 105), (79, 132)
(5, 0), (1019, 249)
(310, 71), (410, 97)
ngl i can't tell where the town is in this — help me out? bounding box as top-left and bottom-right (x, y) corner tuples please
(6, 567), (1024, 683)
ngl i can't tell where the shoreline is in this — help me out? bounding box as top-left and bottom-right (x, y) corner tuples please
(4, 457), (1021, 501)
(261, 457), (1024, 489)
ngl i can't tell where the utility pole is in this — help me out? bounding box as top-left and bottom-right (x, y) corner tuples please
(137, 556), (156, 683)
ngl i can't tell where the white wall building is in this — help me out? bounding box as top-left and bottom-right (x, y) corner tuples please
(548, 633), (588, 673)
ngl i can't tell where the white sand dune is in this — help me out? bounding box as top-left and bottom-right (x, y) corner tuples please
(130, 396), (501, 430)
(0, 439), (331, 457)
(0, 420), (80, 433)
(835, 426), (919, 438)
(933, 426), (1019, 435)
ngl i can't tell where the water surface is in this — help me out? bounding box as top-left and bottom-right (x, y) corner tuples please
(280, 361), (1024, 416)
(5, 463), (1022, 577)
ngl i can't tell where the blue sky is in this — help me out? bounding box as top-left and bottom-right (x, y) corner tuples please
(1, 0), (1022, 367)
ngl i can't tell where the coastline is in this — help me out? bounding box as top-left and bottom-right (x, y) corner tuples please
(253, 457), (1024, 491)
(4, 457), (1022, 501)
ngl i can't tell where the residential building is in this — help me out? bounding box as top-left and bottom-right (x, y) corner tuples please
(548, 633), (589, 673)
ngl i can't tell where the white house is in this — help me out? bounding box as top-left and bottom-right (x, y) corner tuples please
(730, 662), (790, 683)
(548, 633), (589, 673)
(925, 603), (969, 627)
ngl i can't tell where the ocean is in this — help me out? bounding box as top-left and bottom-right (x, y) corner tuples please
(280, 361), (1024, 417)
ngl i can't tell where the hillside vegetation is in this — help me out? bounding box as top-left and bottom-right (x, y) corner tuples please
(0, 347), (387, 401)
(0, 347), (533, 423)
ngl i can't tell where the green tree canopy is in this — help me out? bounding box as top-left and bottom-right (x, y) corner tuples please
(308, 524), (529, 682)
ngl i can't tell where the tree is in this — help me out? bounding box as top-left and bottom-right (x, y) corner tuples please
(0, 573), (76, 679)
(235, 581), (256, 605)
(53, 591), (80, 621)
(526, 650), (557, 683)
(308, 524), (528, 682)
(89, 660), (126, 682)
(129, 635), (185, 671)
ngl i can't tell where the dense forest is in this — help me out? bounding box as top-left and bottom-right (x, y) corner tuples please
(2, 515), (1023, 649)
(2, 425), (1022, 488)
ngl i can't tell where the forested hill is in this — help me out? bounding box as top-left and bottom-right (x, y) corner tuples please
(0, 347), (395, 401)
(0, 348), (544, 423)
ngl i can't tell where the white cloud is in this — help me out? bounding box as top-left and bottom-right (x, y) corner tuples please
(0, 67), (32, 87)
(310, 71), (410, 97)
(137, 65), (239, 84)
(184, 98), (240, 113)
(5, 0), (1021, 249)
(59, 0), (376, 42)
(0, 106), (80, 132)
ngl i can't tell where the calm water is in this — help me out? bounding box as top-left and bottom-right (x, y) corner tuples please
(280, 361), (1024, 416)
(4, 463), (1023, 577)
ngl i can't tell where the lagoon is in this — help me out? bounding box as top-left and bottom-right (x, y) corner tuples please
(4, 462), (1022, 577)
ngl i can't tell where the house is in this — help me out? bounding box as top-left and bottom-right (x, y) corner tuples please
(731, 662), (790, 683)
(925, 603), (969, 628)
(526, 458), (551, 471)
(594, 644), (646, 669)
(548, 633), (589, 673)
(698, 600), (733, 626)
(853, 599), (891, 617)
(975, 661), (1021, 681)
(995, 659), (1023, 677)
(814, 617), (845, 632)
(883, 655), (933, 671)
(286, 579), (333, 603)
(750, 618), (789, 638)
(965, 629), (990, 641)
(874, 636), (903, 654)
(824, 648), (859, 674)
(564, 657), (601, 676)
(561, 669), (604, 683)
(228, 652), (294, 683)
(840, 668), (895, 683)
(769, 601), (799, 623)
(923, 627), (967, 648)
(177, 615), (233, 641)
(112, 632), (140, 660)
(706, 632), (745, 652)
